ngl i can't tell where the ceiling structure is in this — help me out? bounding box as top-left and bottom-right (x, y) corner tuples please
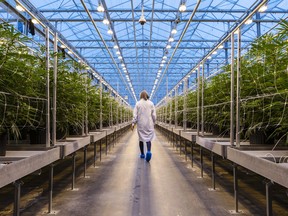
(1, 0), (288, 106)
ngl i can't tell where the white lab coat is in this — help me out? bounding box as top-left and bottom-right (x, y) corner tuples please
(132, 99), (156, 142)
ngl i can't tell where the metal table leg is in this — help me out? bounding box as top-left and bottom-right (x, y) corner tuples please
(191, 141), (194, 167)
(265, 180), (273, 216)
(13, 180), (23, 216)
(72, 153), (76, 190)
(211, 152), (216, 190)
(200, 147), (203, 178)
(233, 163), (239, 213)
(84, 146), (87, 178)
(48, 163), (54, 213)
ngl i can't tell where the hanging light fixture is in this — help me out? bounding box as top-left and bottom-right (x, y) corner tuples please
(171, 28), (177, 34)
(168, 37), (174, 42)
(16, 5), (25, 11)
(139, 4), (146, 25)
(116, 50), (121, 55)
(31, 18), (39, 24)
(245, 19), (253, 25)
(114, 45), (119, 49)
(107, 28), (113, 35)
(163, 56), (167, 60)
(166, 44), (171, 49)
(97, 1), (105, 12)
(103, 17), (109, 25)
(179, 1), (187, 12)
(258, 4), (268, 12)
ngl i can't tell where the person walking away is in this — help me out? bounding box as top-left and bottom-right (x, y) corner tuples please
(131, 90), (156, 162)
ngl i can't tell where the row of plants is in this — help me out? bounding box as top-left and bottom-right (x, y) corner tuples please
(157, 20), (288, 145)
(0, 22), (132, 155)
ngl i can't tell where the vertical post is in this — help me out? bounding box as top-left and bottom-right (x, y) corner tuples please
(100, 77), (103, 131)
(233, 163), (239, 213)
(230, 34), (235, 146)
(201, 62), (205, 136)
(200, 147), (203, 178)
(85, 74), (88, 135)
(116, 83), (119, 126)
(169, 92), (172, 127)
(48, 164), (54, 213)
(211, 152), (216, 190)
(94, 142), (97, 167)
(45, 27), (50, 147)
(84, 146), (87, 178)
(256, 12), (261, 38)
(266, 180), (273, 216)
(236, 28), (241, 148)
(175, 87), (178, 128)
(13, 180), (22, 216)
(183, 78), (188, 131)
(72, 153), (76, 190)
(52, 33), (57, 146)
(197, 66), (200, 136)
(165, 76), (168, 124)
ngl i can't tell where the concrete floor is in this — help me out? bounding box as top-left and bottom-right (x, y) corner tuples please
(21, 129), (255, 216)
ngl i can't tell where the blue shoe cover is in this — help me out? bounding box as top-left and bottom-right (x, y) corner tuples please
(146, 151), (152, 162)
(140, 154), (145, 158)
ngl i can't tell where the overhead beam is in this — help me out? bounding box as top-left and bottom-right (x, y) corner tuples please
(38, 9), (287, 14)
(44, 18), (281, 23)
(68, 39), (253, 43)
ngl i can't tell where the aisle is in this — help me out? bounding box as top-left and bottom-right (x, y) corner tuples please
(23, 129), (248, 216)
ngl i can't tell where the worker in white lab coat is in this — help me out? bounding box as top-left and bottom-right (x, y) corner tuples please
(132, 90), (156, 162)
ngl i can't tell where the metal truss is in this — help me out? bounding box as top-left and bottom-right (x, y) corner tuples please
(1, 0), (287, 106)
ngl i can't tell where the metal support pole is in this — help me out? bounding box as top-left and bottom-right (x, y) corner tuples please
(201, 62), (205, 136)
(85, 75), (88, 136)
(45, 27), (50, 147)
(191, 141), (194, 167)
(84, 146), (87, 178)
(236, 28), (241, 148)
(52, 32), (57, 146)
(106, 132), (108, 155)
(48, 163), (54, 213)
(183, 78), (188, 131)
(230, 33), (235, 146)
(266, 180), (273, 216)
(13, 180), (22, 216)
(211, 152), (216, 190)
(185, 140), (187, 161)
(175, 87), (178, 128)
(169, 92), (172, 127)
(72, 153), (76, 190)
(200, 147), (203, 178)
(197, 66), (200, 136)
(233, 163), (239, 213)
(100, 77), (103, 131)
(94, 142), (97, 167)
(256, 12), (261, 38)
(100, 139), (102, 161)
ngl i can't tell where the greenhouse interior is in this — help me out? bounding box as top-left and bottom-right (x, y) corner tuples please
(0, 0), (287, 215)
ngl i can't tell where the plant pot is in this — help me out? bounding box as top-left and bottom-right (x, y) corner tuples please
(0, 132), (8, 156)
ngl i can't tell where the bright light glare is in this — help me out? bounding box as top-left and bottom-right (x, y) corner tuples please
(245, 19), (253, 25)
(97, 4), (105, 12)
(103, 18), (109, 25)
(179, 4), (187, 12)
(171, 28), (177, 34)
(16, 5), (25, 11)
(259, 5), (267, 12)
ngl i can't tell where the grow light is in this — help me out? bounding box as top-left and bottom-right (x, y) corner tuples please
(258, 5), (268, 12)
(16, 5), (25, 11)
(179, 3), (187, 12)
(171, 28), (177, 34)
